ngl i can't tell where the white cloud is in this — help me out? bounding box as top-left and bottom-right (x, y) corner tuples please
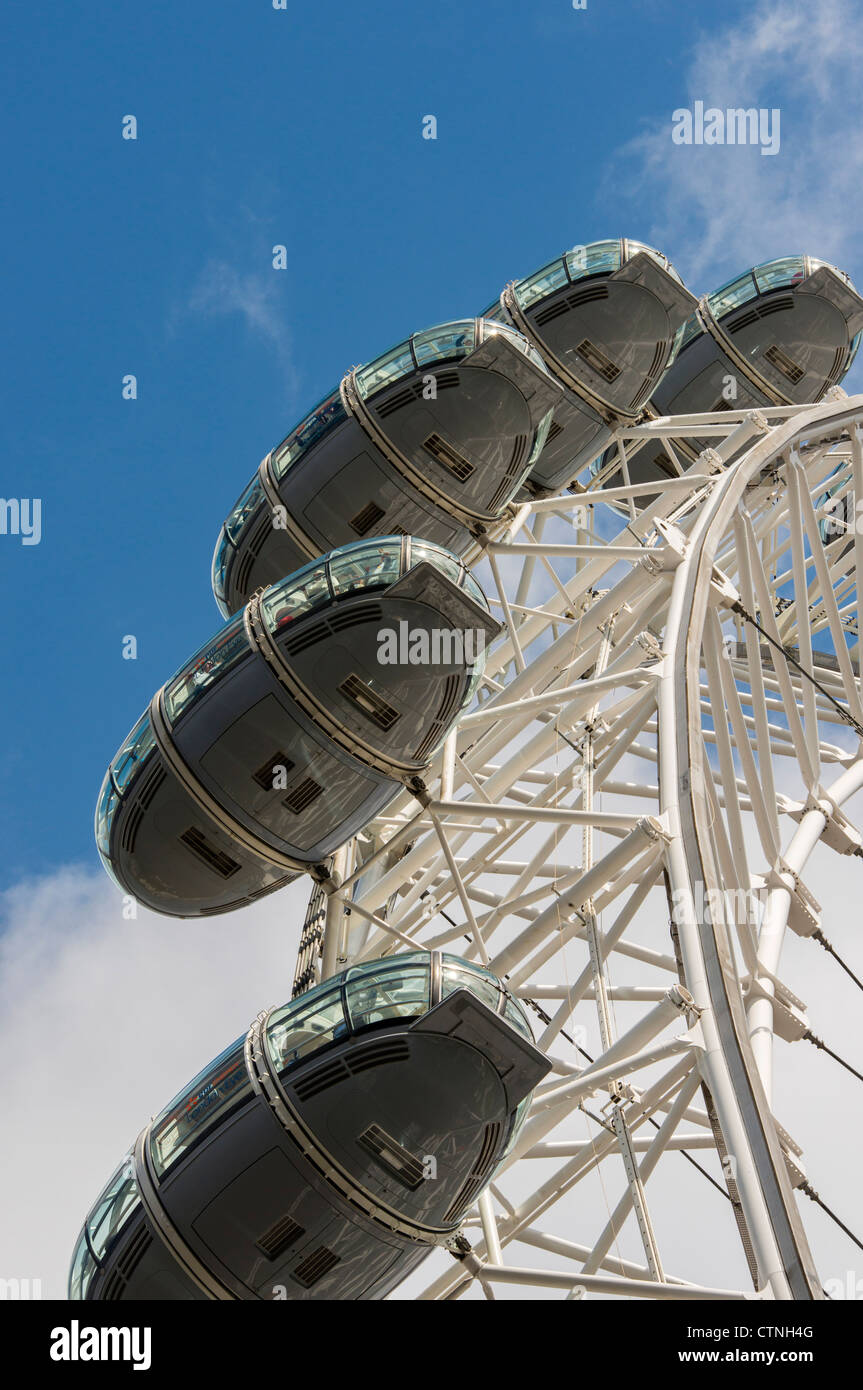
(180, 258), (293, 375)
(0, 865), (307, 1298)
(609, 0), (863, 291)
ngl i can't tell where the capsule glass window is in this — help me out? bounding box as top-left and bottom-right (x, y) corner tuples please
(150, 1037), (251, 1178)
(111, 713), (156, 795)
(328, 538), (403, 596)
(95, 776), (118, 857)
(212, 528), (233, 606)
(707, 272), (758, 320)
(68, 1227), (97, 1300)
(408, 540), (463, 588)
(565, 240), (621, 282)
(164, 613), (249, 727)
(410, 322), (476, 370)
(344, 964), (431, 1031)
(225, 474), (267, 545)
(441, 960), (502, 1014)
(261, 560), (332, 633)
(266, 987), (348, 1074)
(515, 257), (569, 310)
(753, 257), (806, 295)
(86, 1159), (140, 1263)
(355, 340), (417, 399)
(270, 388), (347, 483)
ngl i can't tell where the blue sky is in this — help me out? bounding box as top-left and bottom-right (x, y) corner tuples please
(3, 0), (863, 1300)
(2, 0), (862, 882)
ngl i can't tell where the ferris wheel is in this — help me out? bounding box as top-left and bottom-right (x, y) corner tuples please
(79, 244), (863, 1304)
(299, 393), (863, 1302)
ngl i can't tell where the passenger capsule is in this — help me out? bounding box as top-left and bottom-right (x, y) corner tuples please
(69, 952), (550, 1301)
(595, 254), (863, 495)
(212, 318), (561, 617)
(481, 238), (697, 494)
(95, 538), (500, 917)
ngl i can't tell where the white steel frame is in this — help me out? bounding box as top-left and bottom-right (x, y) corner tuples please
(301, 394), (863, 1301)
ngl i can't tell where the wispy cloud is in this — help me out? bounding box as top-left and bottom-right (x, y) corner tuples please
(608, 0), (863, 289)
(177, 257), (294, 378)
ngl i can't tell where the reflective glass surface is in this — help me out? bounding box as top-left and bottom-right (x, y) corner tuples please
(87, 1159), (140, 1262)
(409, 540), (463, 588)
(267, 986), (349, 1072)
(262, 560), (332, 631)
(212, 527), (233, 608)
(225, 474), (266, 545)
(164, 614), (249, 725)
(410, 324), (475, 371)
(564, 240), (621, 282)
(707, 272), (758, 320)
(68, 1227), (97, 1301)
(270, 389), (347, 483)
(329, 540), (402, 596)
(514, 257), (570, 310)
(94, 775), (118, 856)
(753, 256), (806, 294)
(150, 1038), (251, 1178)
(345, 964), (431, 1030)
(111, 714), (156, 794)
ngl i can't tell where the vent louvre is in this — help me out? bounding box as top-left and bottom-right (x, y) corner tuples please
(137, 766), (166, 810)
(283, 604), (384, 655)
(291, 1245), (340, 1289)
(375, 385), (416, 418)
(257, 1214), (305, 1261)
(234, 550), (255, 597)
(347, 1038), (410, 1073)
(827, 346), (846, 386)
(350, 501), (385, 536)
(339, 674), (400, 731)
(575, 338), (621, 383)
(545, 419), (564, 445)
(121, 804), (144, 854)
(283, 620), (330, 656)
(758, 295), (794, 318)
(358, 1124), (426, 1189)
(763, 343), (805, 385)
(179, 827), (242, 879)
(423, 433), (475, 482)
(534, 283), (608, 327)
(412, 674), (462, 763)
(292, 1057), (351, 1100)
(283, 777), (323, 815)
(100, 1225), (153, 1301)
(374, 371), (460, 418)
(442, 1122), (503, 1222)
(328, 604), (383, 634)
(253, 752), (295, 791)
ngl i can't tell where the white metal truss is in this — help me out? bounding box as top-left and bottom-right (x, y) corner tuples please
(300, 393), (863, 1301)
